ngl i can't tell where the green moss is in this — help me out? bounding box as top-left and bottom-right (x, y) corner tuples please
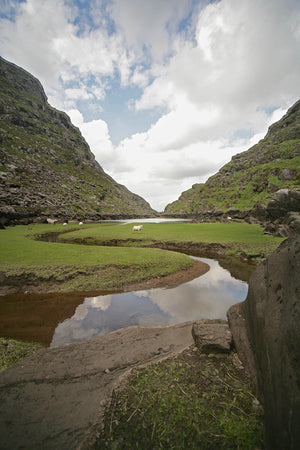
(0, 337), (43, 371)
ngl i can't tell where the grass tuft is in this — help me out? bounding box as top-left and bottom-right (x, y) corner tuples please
(97, 349), (264, 449)
(0, 337), (43, 371)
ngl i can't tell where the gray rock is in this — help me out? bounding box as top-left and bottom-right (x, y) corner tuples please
(228, 238), (300, 449)
(0, 322), (196, 450)
(227, 207), (240, 215)
(192, 319), (232, 353)
(279, 168), (297, 180)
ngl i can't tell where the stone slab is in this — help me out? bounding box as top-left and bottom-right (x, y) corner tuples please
(192, 319), (232, 353)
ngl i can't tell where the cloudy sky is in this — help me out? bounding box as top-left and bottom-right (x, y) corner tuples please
(0, 0), (299, 211)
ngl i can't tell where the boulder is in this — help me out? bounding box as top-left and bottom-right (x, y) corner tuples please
(192, 319), (232, 354)
(227, 207), (240, 216)
(279, 168), (297, 180)
(227, 238), (300, 449)
(267, 189), (300, 220)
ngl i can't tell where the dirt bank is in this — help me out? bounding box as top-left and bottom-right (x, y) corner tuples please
(0, 258), (209, 296)
(124, 258), (209, 291)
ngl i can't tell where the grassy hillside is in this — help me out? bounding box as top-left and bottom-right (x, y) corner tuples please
(165, 100), (300, 214)
(0, 57), (155, 219)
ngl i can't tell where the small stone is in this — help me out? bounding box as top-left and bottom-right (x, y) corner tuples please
(192, 320), (232, 354)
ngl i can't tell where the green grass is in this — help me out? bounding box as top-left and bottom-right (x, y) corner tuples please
(0, 222), (283, 293)
(61, 222), (283, 258)
(97, 350), (264, 449)
(0, 337), (43, 371)
(0, 224), (193, 292)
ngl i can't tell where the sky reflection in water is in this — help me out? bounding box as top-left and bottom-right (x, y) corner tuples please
(51, 257), (248, 347)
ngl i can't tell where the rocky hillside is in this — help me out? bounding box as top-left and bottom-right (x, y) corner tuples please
(165, 100), (300, 215)
(0, 57), (155, 223)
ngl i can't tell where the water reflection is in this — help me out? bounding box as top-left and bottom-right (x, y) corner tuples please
(51, 257), (248, 347)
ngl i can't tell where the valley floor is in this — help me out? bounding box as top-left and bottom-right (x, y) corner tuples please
(0, 222), (282, 295)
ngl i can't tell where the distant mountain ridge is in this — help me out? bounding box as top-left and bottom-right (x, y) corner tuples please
(165, 100), (300, 215)
(0, 57), (155, 223)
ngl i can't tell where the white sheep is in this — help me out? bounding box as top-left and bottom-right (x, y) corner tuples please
(47, 218), (57, 225)
(133, 225), (143, 232)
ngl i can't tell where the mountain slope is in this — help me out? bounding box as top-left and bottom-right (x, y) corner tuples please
(0, 57), (155, 221)
(165, 100), (300, 214)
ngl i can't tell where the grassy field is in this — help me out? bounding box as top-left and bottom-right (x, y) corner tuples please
(0, 222), (283, 293)
(61, 221), (284, 258)
(0, 224), (193, 292)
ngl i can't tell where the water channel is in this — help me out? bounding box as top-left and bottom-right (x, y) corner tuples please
(0, 256), (249, 348)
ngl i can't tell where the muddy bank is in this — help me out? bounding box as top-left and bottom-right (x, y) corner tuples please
(0, 259), (209, 297)
(123, 259), (209, 291)
(56, 235), (258, 281)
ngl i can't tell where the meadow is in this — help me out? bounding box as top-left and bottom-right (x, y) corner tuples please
(0, 221), (283, 294)
(0, 223), (192, 293)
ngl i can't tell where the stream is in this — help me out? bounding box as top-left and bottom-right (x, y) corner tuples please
(0, 256), (249, 347)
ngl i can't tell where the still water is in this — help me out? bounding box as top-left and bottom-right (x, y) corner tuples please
(50, 257), (248, 347)
(0, 257), (248, 347)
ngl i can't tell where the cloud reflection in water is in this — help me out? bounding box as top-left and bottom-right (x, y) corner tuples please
(51, 257), (248, 347)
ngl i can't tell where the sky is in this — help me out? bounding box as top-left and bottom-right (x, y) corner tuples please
(0, 0), (299, 211)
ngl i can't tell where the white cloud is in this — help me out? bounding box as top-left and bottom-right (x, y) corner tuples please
(65, 87), (93, 101)
(109, 0), (193, 63)
(0, 0), (133, 107)
(0, 0), (299, 211)
(68, 108), (115, 167)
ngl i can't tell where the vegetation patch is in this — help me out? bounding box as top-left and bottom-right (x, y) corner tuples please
(0, 224), (193, 293)
(97, 349), (264, 449)
(0, 337), (43, 371)
(61, 222), (284, 260)
(0, 222), (284, 293)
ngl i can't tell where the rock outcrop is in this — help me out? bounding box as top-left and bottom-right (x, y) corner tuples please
(0, 322), (197, 449)
(0, 57), (156, 224)
(227, 238), (300, 449)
